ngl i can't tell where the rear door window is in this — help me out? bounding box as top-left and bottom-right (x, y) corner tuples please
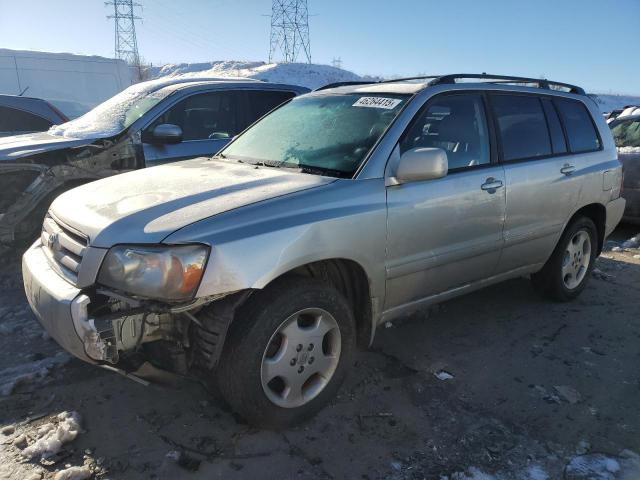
(491, 95), (552, 161)
(554, 98), (601, 153)
(0, 106), (53, 134)
(400, 93), (491, 170)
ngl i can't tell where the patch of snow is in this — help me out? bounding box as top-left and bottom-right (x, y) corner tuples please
(622, 236), (639, 249)
(48, 80), (173, 140)
(527, 465), (549, 480)
(434, 370), (455, 381)
(566, 454), (621, 479)
(53, 465), (92, 480)
(152, 60), (378, 91)
(21, 411), (81, 461)
(611, 246), (623, 252)
(618, 146), (640, 154)
(450, 467), (499, 479)
(0, 352), (70, 396)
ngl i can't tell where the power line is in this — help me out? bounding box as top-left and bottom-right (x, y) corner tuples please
(106, 0), (142, 73)
(269, 0), (311, 63)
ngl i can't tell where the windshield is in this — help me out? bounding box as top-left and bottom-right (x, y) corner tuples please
(48, 84), (172, 140)
(221, 93), (409, 177)
(611, 118), (640, 148)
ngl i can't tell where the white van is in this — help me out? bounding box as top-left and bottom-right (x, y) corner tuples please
(0, 49), (134, 118)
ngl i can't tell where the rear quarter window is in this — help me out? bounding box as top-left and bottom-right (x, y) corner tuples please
(554, 98), (601, 153)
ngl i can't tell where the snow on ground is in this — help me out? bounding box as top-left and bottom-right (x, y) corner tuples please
(618, 146), (640, 154)
(21, 411), (82, 461)
(0, 352), (70, 396)
(151, 60), (376, 90)
(53, 465), (92, 480)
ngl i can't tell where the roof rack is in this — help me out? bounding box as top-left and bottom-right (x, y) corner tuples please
(428, 74), (586, 95)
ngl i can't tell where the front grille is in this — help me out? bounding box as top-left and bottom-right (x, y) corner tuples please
(41, 214), (88, 284)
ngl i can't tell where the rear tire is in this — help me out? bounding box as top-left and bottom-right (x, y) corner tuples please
(215, 277), (355, 429)
(531, 216), (598, 302)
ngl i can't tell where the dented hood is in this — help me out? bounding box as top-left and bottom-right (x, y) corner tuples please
(50, 157), (335, 247)
(0, 132), (95, 161)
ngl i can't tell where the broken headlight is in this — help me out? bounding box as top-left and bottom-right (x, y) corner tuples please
(98, 244), (209, 301)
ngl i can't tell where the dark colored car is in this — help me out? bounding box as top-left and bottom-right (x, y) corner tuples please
(0, 77), (308, 247)
(610, 114), (640, 223)
(0, 94), (68, 137)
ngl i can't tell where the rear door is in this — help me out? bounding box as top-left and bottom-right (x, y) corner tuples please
(491, 94), (598, 273)
(385, 92), (506, 310)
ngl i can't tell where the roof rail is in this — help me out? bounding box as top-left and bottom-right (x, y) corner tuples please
(428, 73), (586, 95)
(379, 75), (440, 84)
(315, 81), (377, 91)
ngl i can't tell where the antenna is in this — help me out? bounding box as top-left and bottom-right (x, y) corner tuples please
(106, 0), (142, 77)
(269, 0), (311, 63)
(331, 57), (342, 69)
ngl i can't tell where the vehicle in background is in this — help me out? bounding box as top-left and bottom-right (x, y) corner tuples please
(610, 113), (640, 222)
(605, 105), (640, 123)
(0, 49), (134, 119)
(0, 77), (308, 247)
(22, 74), (624, 428)
(0, 94), (68, 137)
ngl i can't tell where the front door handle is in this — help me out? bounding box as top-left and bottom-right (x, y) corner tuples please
(560, 164), (576, 175)
(481, 177), (504, 192)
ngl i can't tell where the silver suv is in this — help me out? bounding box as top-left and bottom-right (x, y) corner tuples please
(22, 74), (625, 428)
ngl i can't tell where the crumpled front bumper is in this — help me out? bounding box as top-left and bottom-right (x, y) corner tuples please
(22, 240), (98, 364)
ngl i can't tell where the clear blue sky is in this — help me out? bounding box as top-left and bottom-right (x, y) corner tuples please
(1, 0), (638, 94)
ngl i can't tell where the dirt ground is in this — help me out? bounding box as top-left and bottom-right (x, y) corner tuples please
(1, 225), (639, 480)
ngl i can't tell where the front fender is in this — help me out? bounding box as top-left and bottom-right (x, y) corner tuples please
(163, 178), (388, 302)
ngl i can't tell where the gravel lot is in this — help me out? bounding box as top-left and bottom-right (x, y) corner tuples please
(1, 225), (639, 480)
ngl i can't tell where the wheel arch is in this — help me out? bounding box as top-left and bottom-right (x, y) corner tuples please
(267, 258), (375, 349)
(566, 203), (606, 254)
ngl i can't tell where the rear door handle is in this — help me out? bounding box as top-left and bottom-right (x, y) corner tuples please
(560, 164), (576, 175)
(481, 177), (504, 192)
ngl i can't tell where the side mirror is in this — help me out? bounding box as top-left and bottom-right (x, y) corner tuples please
(393, 147), (448, 184)
(149, 124), (183, 144)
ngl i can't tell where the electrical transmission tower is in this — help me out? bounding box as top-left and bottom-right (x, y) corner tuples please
(106, 0), (142, 68)
(269, 0), (311, 64)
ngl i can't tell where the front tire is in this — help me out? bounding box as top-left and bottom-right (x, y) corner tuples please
(531, 216), (598, 302)
(215, 277), (355, 429)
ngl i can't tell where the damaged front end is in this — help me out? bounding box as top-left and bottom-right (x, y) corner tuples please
(0, 132), (142, 248)
(79, 291), (201, 373)
(23, 205), (253, 383)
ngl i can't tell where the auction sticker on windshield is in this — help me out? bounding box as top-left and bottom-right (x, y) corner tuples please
(353, 97), (402, 109)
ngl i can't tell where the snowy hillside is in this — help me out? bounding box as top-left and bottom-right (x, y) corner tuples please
(150, 60), (378, 90)
(589, 94), (640, 113)
(152, 60), (640, 113)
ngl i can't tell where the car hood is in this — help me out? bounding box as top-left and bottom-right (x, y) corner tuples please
(0, 132), (95, 161)
(50, 157), (336, 247)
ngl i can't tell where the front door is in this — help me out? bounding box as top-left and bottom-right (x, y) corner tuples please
(142, 90), (242, 166)
(385, 92), (506, 311)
